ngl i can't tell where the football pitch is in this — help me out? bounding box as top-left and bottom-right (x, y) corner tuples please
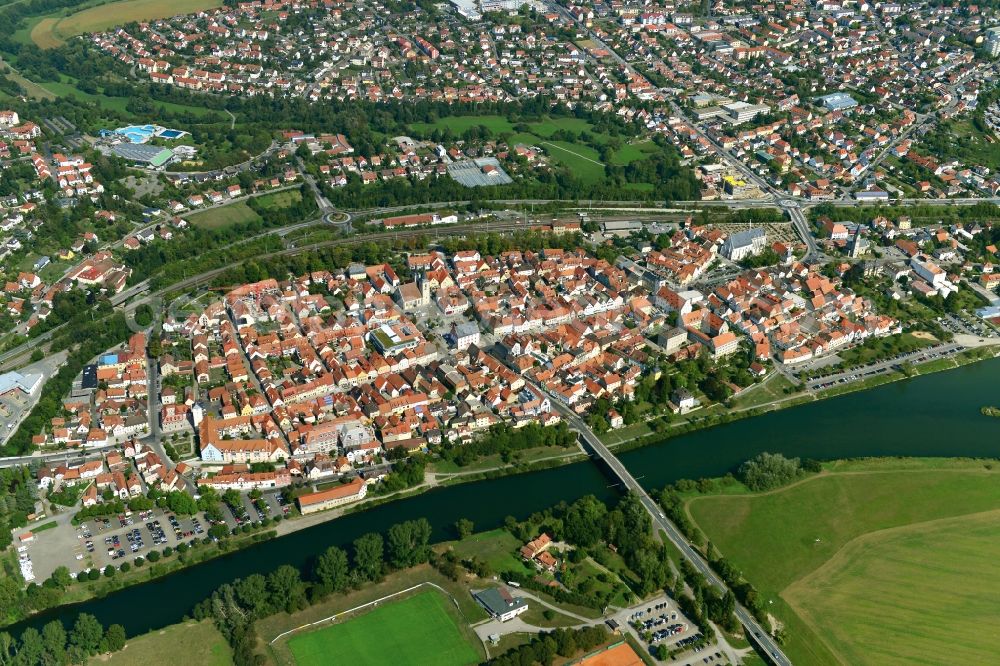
(286, 589), (480, 666)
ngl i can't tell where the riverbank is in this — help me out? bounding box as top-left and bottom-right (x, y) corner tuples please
(604, 342), (1000, 455)
(7, 353), (1000, 641)
(5, 343), (997, 622)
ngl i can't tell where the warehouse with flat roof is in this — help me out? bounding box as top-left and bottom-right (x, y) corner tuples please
(817, 92), (858, 111)
(110, 143), (174, 168)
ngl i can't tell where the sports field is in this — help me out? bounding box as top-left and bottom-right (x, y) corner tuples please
(286, 589), (480, 666)
(30, 0), (223, 48)
(686, 459), (1000, 665)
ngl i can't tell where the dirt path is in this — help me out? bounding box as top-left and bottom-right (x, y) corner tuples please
(541, 141), (605, 166)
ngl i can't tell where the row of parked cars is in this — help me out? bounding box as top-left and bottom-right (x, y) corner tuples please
(650, 623), (686, 643)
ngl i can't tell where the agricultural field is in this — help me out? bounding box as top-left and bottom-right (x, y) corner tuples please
(285, 589), (481, 666)
(187, 201), (261, 229)
(28, 0), (224, 48)
(785, 511), (1000, 665)
(93, 620), (232, 666)
(686, 460), (1000, 665)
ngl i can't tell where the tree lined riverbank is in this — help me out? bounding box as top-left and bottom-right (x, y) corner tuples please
(5, 355), (1000, 641)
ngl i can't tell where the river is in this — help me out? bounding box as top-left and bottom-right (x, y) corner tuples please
(8, 356), (1000, 637)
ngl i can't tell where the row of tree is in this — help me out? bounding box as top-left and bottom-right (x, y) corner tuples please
(486, 626), (611, 666)
(438, 421), (576, 467)
(0, 613), (125, 665)
(191, 518), (434, 665)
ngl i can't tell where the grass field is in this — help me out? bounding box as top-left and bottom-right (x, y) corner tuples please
(785, 510), (1000, 665)
(285, 590), (480, 666)
(686, 461), (1000, 665)
(92, 620), (231, 666)
(443, 527), (530, 575)
(408, 115), (652, 183)
(187, 201), (261, 229)
(30, 0), (223, 48)
(729, 374), (795, 410)
(255, 189), (302, 210)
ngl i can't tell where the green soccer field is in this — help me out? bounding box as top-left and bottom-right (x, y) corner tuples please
(286, 589), (481, 666)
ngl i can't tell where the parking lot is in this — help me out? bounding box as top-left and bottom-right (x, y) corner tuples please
(74, 509), (209, 573)
(22, 506), (209, 581)
(219, 490), (288, 529)
(939, 313), (998, 339)
(19, 487), (291, 582)
(608, 593), (730, 664)
(804, 343), (962, 391)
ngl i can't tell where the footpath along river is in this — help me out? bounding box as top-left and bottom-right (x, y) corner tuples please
(8, 356), (1000, 636)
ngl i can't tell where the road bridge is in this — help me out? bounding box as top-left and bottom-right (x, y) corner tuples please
(552, 402), (793, 666)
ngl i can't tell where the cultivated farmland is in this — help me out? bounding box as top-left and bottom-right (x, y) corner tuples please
(29, 0), (224, 48)
(785, 510), (1000, 665)
(686, 459), (1000, 665)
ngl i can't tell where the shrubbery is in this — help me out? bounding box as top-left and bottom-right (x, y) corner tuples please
(737, 452), (803, 491)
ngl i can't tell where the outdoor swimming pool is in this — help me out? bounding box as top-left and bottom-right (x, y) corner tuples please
(112, 125), (187, 144)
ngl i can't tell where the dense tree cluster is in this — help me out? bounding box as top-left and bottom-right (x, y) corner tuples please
(486, 626), (610, 665)
(0, 614), (125, 665)
(736, 452), (803, 491)
(503, 493), (671, 601)
(439, 422), (575, 467)
(0, 467), (35, 552)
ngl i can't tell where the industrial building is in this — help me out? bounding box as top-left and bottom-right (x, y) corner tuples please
(817, 92), (858, 111)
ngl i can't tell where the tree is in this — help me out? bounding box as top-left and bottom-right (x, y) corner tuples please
(314, 546), (349, 594)
(15, 628), (44, 666)
(386, 519), (432, 569)
(454, 518), (474, 539)
(102, 624), (126, 653)
(563, 495), (608, 548)
(737, 452), (802, 491)
(266, 565), (307, 614)
(40, 620), (66, 665)
(352, 532), (384, 582)
(234, 574), (270, 618)
(49, 566), (72, 589)
(69, 613), (104, 656)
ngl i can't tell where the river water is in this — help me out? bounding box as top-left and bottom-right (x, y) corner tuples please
(9, 356), (1000, 636)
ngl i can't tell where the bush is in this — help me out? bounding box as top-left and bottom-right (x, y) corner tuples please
(737, 452), (802, 491)
(177, 542), (188, 553)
